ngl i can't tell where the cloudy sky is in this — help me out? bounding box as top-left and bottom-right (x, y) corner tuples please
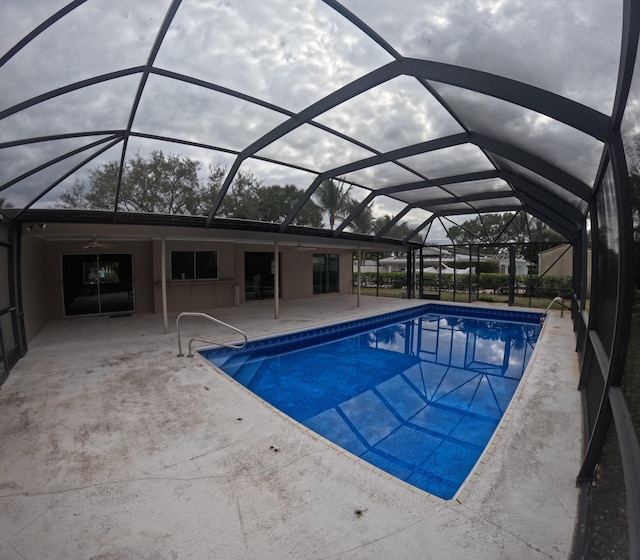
(0, 0), (634, 241)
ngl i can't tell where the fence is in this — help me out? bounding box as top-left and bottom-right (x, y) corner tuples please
(353, 270), (573, 307)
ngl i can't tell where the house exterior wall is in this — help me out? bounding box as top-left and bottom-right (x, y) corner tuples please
(20, 234), (48, 343)
(234, 246), (352, 301)
(538, 244), (592, 290)
(538, 244), (573, 276)
(20, 223), (356, 343)
(281, 248), (313, 299)
(152, 239), (237, 313)
(339, 252), (353, 292)
(152, 243), (354, 312)
(224, 243), (314, 303)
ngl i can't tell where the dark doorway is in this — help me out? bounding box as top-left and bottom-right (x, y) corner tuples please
(313, 254), (339, 294)
(245, 252), (281, 301)
(62, 254), (134, 316)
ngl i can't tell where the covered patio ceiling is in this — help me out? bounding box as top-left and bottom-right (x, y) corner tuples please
(0, 1), (630, 246)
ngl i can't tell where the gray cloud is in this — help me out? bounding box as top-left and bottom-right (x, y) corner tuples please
(0, 0), (619, 230)
(340, 0), (620, 113)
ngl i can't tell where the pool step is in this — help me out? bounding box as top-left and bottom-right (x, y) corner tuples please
(222, 355), (265, 388)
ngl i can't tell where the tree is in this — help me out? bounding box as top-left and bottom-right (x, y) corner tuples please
(446, 213), (513, 244)
(216, 175), (323, 226)
(198, 163), (227, 215)
(252, 184), (323, 226)
(374, 214), (414, 240)
(119, 151), (203, 214)
(56, 154), (323, 226)
(216, 169), (261, 219)
(0, 197), (14, 209)
(57, 151), (204, 214)
(348, 202), (374, 234)
(445, 212), (565, 268)
(447, 212), (563, 245)
(313, 178), (353, 229)
(56, 178), (92, 209)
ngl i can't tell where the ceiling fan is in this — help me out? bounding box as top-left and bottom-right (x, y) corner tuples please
(294, 243), (317, 251)
(82, 236), (114, 249)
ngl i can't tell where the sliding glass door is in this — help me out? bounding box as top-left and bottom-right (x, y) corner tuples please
(245, 252), (281, 301)
(313, 254), (339, 294)
(62, 254), (134, 316)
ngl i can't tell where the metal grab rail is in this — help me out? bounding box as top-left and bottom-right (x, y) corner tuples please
(544, 296), (571, 318)
(176, 312), (247, 357)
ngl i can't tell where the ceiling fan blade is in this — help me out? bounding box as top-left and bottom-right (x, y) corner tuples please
(295, 244), (317, 251)
(81, 237), (114, 249)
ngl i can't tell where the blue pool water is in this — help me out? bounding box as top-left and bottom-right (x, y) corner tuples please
(201, 304), (543, 499)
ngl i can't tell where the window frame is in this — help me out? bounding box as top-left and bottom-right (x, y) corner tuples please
(170, 250), (219, 281)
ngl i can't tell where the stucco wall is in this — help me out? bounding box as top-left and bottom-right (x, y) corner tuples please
(339, 252), (353, 293)
(20, 223), (357, 339)
(282, 249), (313, 299)
(153, 239), (237, 313)
(232, 244), (314, 302)
(20, 234), (48, 343)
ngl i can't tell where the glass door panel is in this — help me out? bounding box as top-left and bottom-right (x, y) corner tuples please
(62, 254), (134, 316)
(98, 254), (134, 314)
(245, 252), (280, 300)
(313, 254), (339, 294)
(63, 254), (100, 316)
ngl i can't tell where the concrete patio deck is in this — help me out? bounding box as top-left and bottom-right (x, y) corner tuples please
(0, 295), (582, 559)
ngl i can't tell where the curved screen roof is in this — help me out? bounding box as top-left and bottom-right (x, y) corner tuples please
(0, 0), (629, 245)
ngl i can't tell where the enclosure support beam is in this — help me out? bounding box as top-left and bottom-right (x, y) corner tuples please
(274, 241), (280, 320)
(161, 236), (168, 334)
(508, 246), (516, 306)
(356, 247), (361, 307)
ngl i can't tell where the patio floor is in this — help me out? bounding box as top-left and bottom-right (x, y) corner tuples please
(0, 295), (582, 559)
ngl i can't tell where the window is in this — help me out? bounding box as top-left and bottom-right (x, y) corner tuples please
(171, 251), (218, 280)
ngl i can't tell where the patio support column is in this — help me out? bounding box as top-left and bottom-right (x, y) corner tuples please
(357, 247), (361, 307)
(376, 253), (380, 297)
(274, 241), (279, 319)
(419, 249), (424, 298)
(508, 245), (516, 306)
(161, 236), (168, 334)
(407, 247), (415, 299)
(453, 245), (457, 301)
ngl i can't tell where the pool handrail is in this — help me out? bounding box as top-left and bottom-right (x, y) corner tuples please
(544, 295), (571, 318)
(176, 311), (247, 357)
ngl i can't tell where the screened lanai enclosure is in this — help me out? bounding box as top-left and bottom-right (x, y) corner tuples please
(1, 0), (640, 555)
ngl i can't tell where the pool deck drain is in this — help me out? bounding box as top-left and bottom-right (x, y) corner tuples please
(0, 295), (581, 559)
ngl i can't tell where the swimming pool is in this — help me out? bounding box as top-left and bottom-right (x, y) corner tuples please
(201, 304), (543, 500)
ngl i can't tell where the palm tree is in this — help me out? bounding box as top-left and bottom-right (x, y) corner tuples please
(348, 203), (374, 234)
(374, 214), (414, 240)
(313, 178), (353, 230)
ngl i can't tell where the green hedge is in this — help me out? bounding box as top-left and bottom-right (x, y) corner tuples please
(353, 271), (573, 295)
